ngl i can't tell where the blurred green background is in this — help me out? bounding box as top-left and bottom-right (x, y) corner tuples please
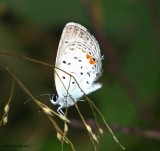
(0, 0), (160, 151)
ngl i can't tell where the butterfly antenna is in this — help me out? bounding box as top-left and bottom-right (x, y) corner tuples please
(24, 93), (52, 105)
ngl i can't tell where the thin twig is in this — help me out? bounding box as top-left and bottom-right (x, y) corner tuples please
(69, 118), (160, 140)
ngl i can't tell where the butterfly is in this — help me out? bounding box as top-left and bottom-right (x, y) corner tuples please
(50, 22), (103, 114)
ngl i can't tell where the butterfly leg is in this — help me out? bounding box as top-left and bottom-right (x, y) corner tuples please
(57, 105), (64, 115)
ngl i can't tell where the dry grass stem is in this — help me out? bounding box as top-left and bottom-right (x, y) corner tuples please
(0, 82), (14, 126)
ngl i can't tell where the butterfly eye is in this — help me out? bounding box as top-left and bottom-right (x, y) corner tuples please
(50, 94), (58, 102)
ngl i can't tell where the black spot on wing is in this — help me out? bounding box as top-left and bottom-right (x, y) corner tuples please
(63, 60), (66, 64)
(87, 72), (90, 77)
(92, 58), (96, 61)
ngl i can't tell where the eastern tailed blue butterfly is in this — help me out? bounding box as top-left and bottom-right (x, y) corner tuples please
(50, 22), (103, 114)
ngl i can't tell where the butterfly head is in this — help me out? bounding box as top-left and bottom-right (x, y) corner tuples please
(50, 93), (58, 105)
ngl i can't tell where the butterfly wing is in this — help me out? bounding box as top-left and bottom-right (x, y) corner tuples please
(54, 22), (102, 107)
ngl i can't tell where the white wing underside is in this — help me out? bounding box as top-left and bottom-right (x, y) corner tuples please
(54, 22), (102, 108)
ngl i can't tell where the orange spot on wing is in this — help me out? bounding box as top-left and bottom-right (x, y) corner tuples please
(86, 53), (91, 59)
(86, 53), (97, 64)
(89, 58), (97, 64)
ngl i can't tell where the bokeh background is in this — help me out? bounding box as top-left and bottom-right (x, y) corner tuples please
(0, 0), (160, 151)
